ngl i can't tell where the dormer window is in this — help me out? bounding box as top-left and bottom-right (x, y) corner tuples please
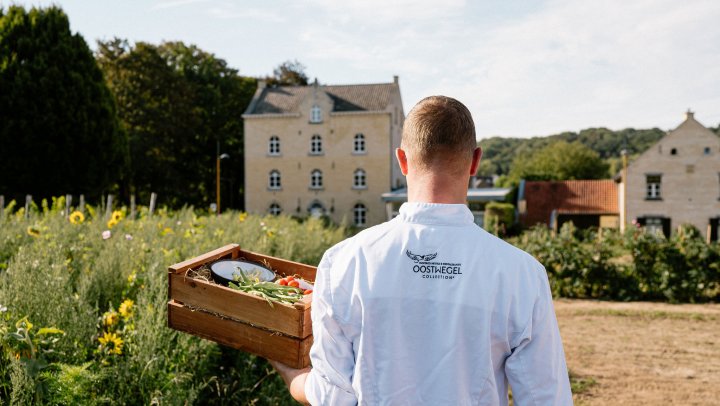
(310, 105), (322, 123)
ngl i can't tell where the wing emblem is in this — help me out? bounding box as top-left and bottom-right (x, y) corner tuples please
(406, 250), (437, 263)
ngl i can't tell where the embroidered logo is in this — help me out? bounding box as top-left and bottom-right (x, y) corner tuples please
(405, 248), (462, 281)
(406, 250), (437, 263)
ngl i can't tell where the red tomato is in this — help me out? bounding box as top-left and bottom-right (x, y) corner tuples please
(286, 275), (295, 282)
(288, 280), (300, 288)
(278, 279), (288, 286)
(304, 289), (313, 295)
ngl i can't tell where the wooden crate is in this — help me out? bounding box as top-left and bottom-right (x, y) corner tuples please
(167, 244), (316, 368)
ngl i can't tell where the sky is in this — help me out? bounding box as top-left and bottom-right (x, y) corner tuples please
(5, 0), (720, 139)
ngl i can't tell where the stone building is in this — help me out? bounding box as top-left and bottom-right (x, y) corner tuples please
(618, 111), (720, 239)
(242, 77), (404, 227)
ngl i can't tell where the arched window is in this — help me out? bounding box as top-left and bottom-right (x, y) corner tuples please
(310, 134), (323, 154)
(269, 170), (281, 189)
(309, 201), (325, 218)
(310, 105), (322, 123)
(353, 133), (366, 153)
(310, 169), (323, 189)
(353, 169), (367, 188)
(269, 203), (282, 216)
(353, 203), (367, 226)
(268, 136), (280, 155)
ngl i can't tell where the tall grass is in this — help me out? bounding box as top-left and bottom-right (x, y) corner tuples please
(0, 199), (347, 404)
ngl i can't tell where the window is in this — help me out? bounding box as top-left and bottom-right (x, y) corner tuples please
(670, 148), (678, 155)
(353, 203), (367, 227)
(646, 174), (661, 200)
(310, 105), (322, 123)
(645, 217), (663, 235)
(309, 201), (325, 218)
(353, 133), (366, 153)
(353, 169), (367, 189)
(310, 135), (323, 154)
(269, 170), (281, 189)
(310, 169), (323, 189)
(705, 147), (712, 155)
(269, 203), (282, 216)
(268, 136), (280, 155)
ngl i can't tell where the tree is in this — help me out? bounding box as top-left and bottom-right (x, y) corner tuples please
(96, 39), (256, 208)
(505, 141), (609, 185)
(265, 60), (309, 86)
(0, 6), (126, 202)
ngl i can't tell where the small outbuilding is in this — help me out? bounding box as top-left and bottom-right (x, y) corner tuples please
(517, 179), (619, 230)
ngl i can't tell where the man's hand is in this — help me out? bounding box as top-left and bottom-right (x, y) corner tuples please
(268, 359), (311, 405)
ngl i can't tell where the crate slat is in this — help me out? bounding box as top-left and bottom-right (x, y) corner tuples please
(169, 273), (311, 338)
(168, 300), (312, 369)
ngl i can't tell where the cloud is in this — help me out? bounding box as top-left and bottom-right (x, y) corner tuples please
(150, 0), (210, 12)
(206, 6), (286, 23)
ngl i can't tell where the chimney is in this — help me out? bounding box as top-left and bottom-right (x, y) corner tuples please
(685, 109), (694, 120)
(393, 75), (399, 84)
(258, 79), (266, 89)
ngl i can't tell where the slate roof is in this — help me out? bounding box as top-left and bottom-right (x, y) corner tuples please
(520, 180), (618, 226)
(245, 83), (397, 115)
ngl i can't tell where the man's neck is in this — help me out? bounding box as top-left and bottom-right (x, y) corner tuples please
(406, 173), (468, 204)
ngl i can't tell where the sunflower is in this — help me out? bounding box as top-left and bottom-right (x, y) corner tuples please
(103, 311), (119, 327)
(111, 210), (124, 222)
(107, 218), (118, 229)
(69, 211), (85, 224)
(26, 226), (40, 238)
(119, 299), (134, 319)
(98, 332), (124, 355)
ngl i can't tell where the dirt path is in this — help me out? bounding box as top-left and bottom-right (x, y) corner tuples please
(555, 299), (720, 405)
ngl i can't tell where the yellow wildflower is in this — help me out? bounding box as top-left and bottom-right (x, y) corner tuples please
(98, 332), (123, 355)
(69, 211), (85, 224)
(111, 210), (123, 222)
(26, 226), (40, 238)
(238, 212), (248, 222)
(103, 311), (119, 327)
(161, 227), (173, 236)
(119, 299), (134, 319)
(107, 218), (118, 229)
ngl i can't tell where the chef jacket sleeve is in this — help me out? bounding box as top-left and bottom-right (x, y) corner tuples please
(504, 265), (573, 405)
(304, 248), (358, 406)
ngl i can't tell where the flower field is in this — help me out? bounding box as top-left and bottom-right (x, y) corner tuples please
(0, 197), (347, 404)
(2, 198), (719, 404)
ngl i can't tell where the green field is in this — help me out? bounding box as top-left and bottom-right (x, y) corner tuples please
(0, 198), (346, 405)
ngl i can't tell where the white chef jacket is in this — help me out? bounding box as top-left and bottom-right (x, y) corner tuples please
(305, 202), (572, 406)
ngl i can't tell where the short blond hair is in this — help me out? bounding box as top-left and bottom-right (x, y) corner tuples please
(401, 96), (476, 168)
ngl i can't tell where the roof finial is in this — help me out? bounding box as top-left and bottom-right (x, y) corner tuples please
(685, 109), (694, 120)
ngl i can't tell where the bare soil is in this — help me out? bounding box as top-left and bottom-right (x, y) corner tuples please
(555, 299), (720, 405)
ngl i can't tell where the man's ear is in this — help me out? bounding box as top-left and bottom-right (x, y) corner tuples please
(469, 147), (482, 176)
(396, 148), (409, 176)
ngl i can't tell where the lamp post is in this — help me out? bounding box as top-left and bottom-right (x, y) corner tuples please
(216, 141), (230, 215)
(621, 148), (628, 232)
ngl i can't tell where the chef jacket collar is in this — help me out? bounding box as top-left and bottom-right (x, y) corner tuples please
(398, 202), (475, 226)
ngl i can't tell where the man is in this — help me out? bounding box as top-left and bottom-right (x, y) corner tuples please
(270, 96), (573, 405)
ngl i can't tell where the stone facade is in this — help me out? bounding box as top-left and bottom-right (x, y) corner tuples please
(619, 111), (720, 238)
(242, 78), (404, 227)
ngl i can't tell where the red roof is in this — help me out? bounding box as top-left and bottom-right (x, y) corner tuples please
(520, 180), (618, 226)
